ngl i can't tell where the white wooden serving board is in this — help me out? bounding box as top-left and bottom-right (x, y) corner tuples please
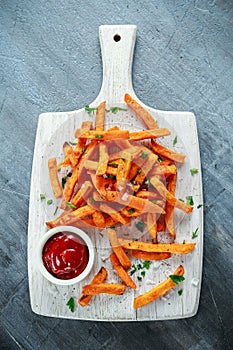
(28, 25), (203, 321)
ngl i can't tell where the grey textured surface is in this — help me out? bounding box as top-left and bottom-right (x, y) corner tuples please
(0, 0), (232, 349)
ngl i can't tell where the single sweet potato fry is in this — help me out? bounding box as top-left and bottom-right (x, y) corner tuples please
(78, 267), (107, 307)
(124, 93), (158, 129)
(164, 172), (177, 238)
(133, 265), (184, 309)
(107, 228), (131, 269)
(118, 239), (196, 254)
(95, 101), (106, 131)
(129, 128), (170, 141)
(132, 250), (171, 260)
(48, 158), (63, 198)
(151, 140), (185, 163)
(82, 283), (126, 296)
(150, 176), (193, 214)
(110, 253), (136, 289)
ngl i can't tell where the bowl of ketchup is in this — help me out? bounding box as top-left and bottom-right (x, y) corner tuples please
(37, 226), (95, 285)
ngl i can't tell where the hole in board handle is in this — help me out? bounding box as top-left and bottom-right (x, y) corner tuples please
(113, 34), (121, 42)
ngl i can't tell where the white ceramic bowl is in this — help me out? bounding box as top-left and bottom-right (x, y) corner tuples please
(37, 226), (95, 285)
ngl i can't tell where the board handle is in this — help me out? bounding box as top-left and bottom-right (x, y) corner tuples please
(93, 25), (137, 104)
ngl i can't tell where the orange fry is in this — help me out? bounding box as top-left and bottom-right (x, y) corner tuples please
(95, 101), (106, 131)
(46, 205), (95, 228)
(101, 204), (130, 226)
(48, 158), (62, 198)
(92, 210), (105, 228)
(132, 250), (171, 260)
(150, 176), (193, 213)
(118, 239), (196, 254)
(110, 253), (136, 289)
(71, 180), (93, 207)
(151, 140), (185, 163)
(96, 143), (109, 176)
(129, 128), (170, 141)
(107, 228), (131, 269)
(76, 129), (129, 140)
(147, 213), (157, 241)
(165, 172), (177, 238)
(82, 283), (126, 296)
(124, 93), (158, 129)
(134, 265), (184, 309)
(78, 267), (107, 307)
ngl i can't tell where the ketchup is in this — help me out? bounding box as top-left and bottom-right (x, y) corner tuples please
(42, 232), (89, 280)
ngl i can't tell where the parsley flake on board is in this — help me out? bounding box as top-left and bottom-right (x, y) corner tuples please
(106, 106), (127, 114)
(173, 136), (178, 146)
(178, 289), (183, 296)
(67, 202), (77, 209)
(62, 172), (72, 189)
(69, 140), (78, 145)
(169, 274), (185, 285)
(47, 199), (53, 205)
(85, 105), (98, 114)
(190, 168), (198, 176)
(130, 264), (137, 275)
(192, 227), (199, 239)
(197, 204), (203, 209)
(141, 152), (149, 159)
(108, 161), (117, 167)
(137, 276), (142, 282)
(66, 297), (75, 312)
(40, 194), (46, 200)
(141, 271), (146, 277)
(135, 220), (145, 232)
(186, 196), (194, 206)
(53, 206), (58, 216)
(143, 261), (152, 269)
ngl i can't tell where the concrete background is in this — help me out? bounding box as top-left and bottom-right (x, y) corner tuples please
(0, 0), (232, 349)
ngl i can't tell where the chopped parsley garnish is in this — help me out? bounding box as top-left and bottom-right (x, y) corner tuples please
(132, 238), (139, 241)
(137, 169), (142, 175)
(132, 180), (137, 185)
(67, 202), (77, 209)
(108, 161), (117, 167)
(127, 208), (135, 214)
(141, 271), (146, 277)
(143, 261), (152, 270)
(179, 198), (184, 202)
(95, 134), (103, 139)
(66, 297), (75, 312)
(173, 136), (178, 146)
(47, 199), (53, 205)
(130, 264), (137, 275)
(135, 220), (145, 232)
(85, 105), (98, 114)
(144, 178), (151, 186)
(81, 147), (86, 154)
(186, 196), (194, 206)
(106, 106), (127, 114)
(137, 276), (142, 282)
(137, 264), (142, 270)
(62, 172), (72, 189)
(53, 206), (58, 216)
(107, 174), (115, 179)
(151, 199), (157, 204)
(190, 168), (198, 176)
(90, 198), (96, 204)
(40, 194), (45, 200)
(169, 274), (185, 285)
(197, 204), (203, 209)
(69, 140), (78, 145)
(192, 227), (199, 239)
(178, 289), (183, 296)
(141, 152), (149, 159)
(121, 158), (125, 162)
(158, 156), (163, 163)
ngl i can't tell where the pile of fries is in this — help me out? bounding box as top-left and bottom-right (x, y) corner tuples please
(46, 93), (195, 309)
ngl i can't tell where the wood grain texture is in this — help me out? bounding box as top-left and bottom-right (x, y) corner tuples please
(1, 0), (233, 349)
